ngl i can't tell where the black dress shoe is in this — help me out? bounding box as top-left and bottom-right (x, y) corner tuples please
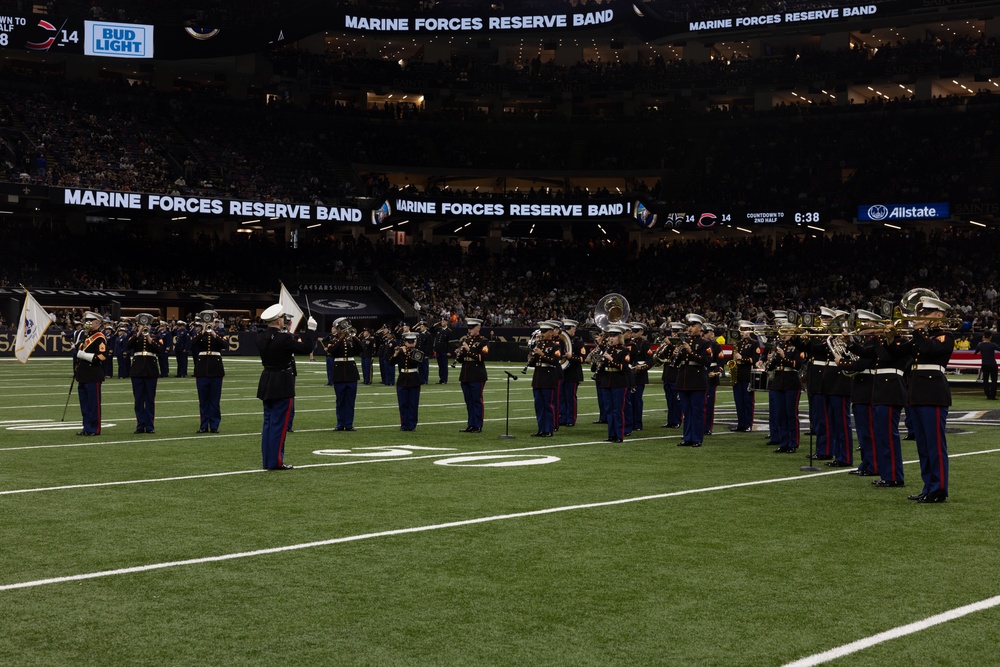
(662, 424), (680, 429)
(469, 428), (482, 433)
(530, 432), (542, 437)
(210, 429), (218, 433)
(810, 454), (834, 461)
(539, 432), (553, 437)
(729, 426), (742, 432)
(705, 430), (713, 436)
(903, 434), (916, 440)
(564, 422), (575, 427)
(593, 420), (608, 424)
(135, 427), (145, 434)
(611, 437), (623, 443)
(343, 427), (355, 432)
(197, 428), (209, 433)
(872, 479), (905, 487)
(286, 428), (295, 433)
(633, 426), (641, 431)
(146, 429), (155, 434)
(690, 441), (702, 447)
(270, 464), (294, 471)
(826, 461), (852, 467)
(774, 447), (796, 453)
(907, 493), (926, 501)
(334, 426), (344, 431)
(917, 491), (947, 503)
(459, 427), (473, 432)
(677, 440), (692, 447)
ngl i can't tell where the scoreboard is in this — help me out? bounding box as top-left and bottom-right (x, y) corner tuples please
(0, 15), (153, 57)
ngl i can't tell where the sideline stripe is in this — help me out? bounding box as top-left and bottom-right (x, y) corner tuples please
(782, 595), (1000, 667)
(0, 464), (871, 592)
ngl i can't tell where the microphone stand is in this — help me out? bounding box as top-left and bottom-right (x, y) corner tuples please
(801, 429), (821, 472)
(501, 371), (518, 439)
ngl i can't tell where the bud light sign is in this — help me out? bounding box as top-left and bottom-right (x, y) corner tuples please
(84, 21), (153, 58)
(857, 202), (949, 222)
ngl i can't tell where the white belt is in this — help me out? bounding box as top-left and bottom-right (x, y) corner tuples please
(200, 351), (222, 356)
(133, 351), (156, 356)
(860, 369), (875, 375)
(333, 357), (353, 362)
(812, 360), (832, 366)
(875, 368), (903, 376)
(913, 364), (945, 373)
(399, 368), (419, 373)
(537, 363), (557, 368)
(686, 361), (703, 366)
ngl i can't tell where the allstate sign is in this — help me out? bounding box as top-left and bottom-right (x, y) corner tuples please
(84, 21), (153, 58)
(858, 202), (949, 222)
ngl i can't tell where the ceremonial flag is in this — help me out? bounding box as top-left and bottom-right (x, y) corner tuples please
(279, 281), (304, 333)
(14, 289), (56, 363)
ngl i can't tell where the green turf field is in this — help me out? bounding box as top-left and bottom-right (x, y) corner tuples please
(2, 357), (999, 666)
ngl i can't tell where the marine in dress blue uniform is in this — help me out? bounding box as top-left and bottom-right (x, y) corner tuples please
(414, 321), (434, 385)
(457, 318), (489, 433)
(628, 323), (652, 432)
(155, 322), (171, 378)
(889, 296), (955, 503)
(729, 321), (761, 432)
(835, 325), (877, 477)
(327, 317), (362, 431)
(174, 321), (191, 378)
(128, 314), (162, 434)
(598, 326), (630, 442)
(702, 323), (723, 436)
(841, 310), (905, 485)
(974, 331), (998, 400)
(530, 322), (561, 437)
(767, 332), (807, 454)
(255, 304), (316, 470)
(675, 314), (712, 448)
(659, 321), (685, 429)
(113, 325), (131, 379)
(433, 316), (452, 384)
(191, 312), (228, 433)
(559, 320), (586, 427)
(101, 322), (114, 378)
(394, 332), (423, 431)
(358, 329), (375, 385)
(74, 311), (108, 436)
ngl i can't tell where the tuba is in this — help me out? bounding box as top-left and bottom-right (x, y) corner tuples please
(594, 293), (630, 331)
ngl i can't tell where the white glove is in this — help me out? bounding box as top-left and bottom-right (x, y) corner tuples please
(77, 351), (95, 363)
(307, 317), (318, 331)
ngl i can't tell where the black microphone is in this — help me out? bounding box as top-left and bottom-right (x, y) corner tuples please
(505, 371), (519, 380)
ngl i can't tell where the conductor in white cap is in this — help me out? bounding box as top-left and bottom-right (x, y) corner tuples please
(255, 304), (317, 470)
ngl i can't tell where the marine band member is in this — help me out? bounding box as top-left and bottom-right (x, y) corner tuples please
(192, 318), (228, 434)
(458, 318), (489, 433)
(327, 317), (362, 432)
(730, 320), (761, 432)
(530, 322), (561, 437)
(74, 311), (108, 436)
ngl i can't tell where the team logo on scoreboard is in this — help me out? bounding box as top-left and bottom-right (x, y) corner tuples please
(26, 19), (58, 50)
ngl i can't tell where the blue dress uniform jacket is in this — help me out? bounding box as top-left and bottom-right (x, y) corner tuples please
(192, 329), (228, 432)
(327, 335), (362, 430)
(74, 331), (108, 435)
(732, 337), (762, 431)
(675, 337), (712, 446)
(891, 328), (954, 499)
(395, 347), (422, 430)
(256, 328), (314, 469)
(174, 327), (191, 377)
(458, 335), (489, 430)
(767, 339), (807, 452)
(599, 345), (631, 441)
(531, 340), (562, 435)
(128, 332), (162, 433)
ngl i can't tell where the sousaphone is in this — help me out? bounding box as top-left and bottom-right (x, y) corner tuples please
(594, 293), (630, 331)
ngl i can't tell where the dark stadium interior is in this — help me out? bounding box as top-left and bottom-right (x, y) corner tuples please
(1, 0), (999, 337)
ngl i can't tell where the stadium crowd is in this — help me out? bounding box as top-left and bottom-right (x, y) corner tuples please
(2, 223), (998, 336)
